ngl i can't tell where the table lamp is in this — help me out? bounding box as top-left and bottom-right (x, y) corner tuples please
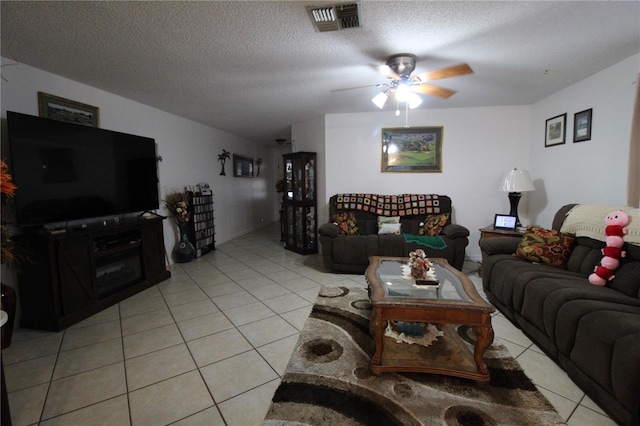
(498, 168), (535, 227)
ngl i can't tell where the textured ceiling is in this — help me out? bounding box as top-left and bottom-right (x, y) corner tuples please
(2, 1), (639, 145)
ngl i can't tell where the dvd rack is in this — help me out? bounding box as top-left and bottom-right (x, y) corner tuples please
(188, 192), (216, 257)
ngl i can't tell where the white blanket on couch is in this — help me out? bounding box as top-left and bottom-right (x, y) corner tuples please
(560, 204), (640, 245)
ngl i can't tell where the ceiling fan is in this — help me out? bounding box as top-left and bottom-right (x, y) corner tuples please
(335, 53), (473, 110)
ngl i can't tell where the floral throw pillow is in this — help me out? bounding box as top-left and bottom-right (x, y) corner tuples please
(514, 226), (576, 268)
(418, 213), (450, 236)
(331, 212), (358, 235)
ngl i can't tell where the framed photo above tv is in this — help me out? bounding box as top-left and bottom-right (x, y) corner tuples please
(381, 126), (443, 173)
(545, 113), (566, 147)
(233, 154), (254, 177)
(38, 91), (100, 127)
(573, 108), (592, 142)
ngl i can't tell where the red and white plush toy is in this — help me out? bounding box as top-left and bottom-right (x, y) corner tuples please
(588, 210), (629, 286)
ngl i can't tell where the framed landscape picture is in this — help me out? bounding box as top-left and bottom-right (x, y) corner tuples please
(381, 127), (443, 173)
(545, 113), (566, 147)
(38, 92), (100, 127)
(573, 108), (592, 142)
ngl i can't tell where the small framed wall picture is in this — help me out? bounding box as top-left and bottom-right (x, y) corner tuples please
(545, 113), (566, 147)
(573, 108), (592, 142)
(233, 154), (254, 177)
(38, 91), (100, 127)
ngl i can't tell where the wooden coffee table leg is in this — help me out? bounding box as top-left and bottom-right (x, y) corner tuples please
(370, 307), (384, 374)
(473, 320), (494, 377)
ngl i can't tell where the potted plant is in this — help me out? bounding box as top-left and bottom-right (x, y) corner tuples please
(1, 160), (17, 348)
(163, 191), (195, 263)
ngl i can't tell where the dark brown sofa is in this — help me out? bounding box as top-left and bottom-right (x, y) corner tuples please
(319, 194), (469, 273)
(480, 204), (640, 426)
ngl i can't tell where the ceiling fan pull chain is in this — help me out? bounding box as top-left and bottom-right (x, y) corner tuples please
(405, 101), (409, 127)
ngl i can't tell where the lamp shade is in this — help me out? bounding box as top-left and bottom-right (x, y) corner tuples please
(498, 168), (535, 192)
(372, 91), (388, 109)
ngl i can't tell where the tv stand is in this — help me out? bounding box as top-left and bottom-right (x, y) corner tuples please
(14, 216), (171, 331)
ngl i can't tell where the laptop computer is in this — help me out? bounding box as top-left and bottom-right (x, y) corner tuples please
(493, 214), (517, 230)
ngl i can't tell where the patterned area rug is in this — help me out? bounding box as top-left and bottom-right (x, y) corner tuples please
(263, 286), (565, 426)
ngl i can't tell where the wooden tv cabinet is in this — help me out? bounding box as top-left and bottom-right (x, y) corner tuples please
(14, 216), (171, 331)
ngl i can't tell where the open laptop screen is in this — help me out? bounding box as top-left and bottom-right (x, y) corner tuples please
(494, 214), (517, 230)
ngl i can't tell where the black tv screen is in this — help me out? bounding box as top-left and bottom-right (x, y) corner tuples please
(7, 111), (160, 227)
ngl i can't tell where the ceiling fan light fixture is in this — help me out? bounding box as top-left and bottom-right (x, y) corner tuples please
(372, 91), (388, 109)
(395, 83), (412, 103)
(408, 92), (422, 109)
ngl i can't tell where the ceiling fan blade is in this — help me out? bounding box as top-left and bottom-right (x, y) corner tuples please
(414, 63), (473, 82)
(415, 84), (456, 99)
(331, 83), (388, 93)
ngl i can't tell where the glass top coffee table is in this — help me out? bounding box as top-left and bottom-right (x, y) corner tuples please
(365, 256), (495, 382)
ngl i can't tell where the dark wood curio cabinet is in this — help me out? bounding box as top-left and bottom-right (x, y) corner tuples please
(282, 152), (317, 254)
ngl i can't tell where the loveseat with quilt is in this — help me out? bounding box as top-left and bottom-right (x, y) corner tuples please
(318, 194), (469, 273)
(480, 203), (640, 426)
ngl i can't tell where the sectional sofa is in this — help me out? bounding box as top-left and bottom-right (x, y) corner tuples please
(480, 203), (640, 426)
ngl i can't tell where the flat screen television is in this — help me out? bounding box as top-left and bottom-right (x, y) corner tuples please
(7, 111), (160, 228)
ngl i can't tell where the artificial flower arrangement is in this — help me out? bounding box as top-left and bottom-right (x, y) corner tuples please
(275, 178), (284, 193)
(1, 160), (17, 264)
(408, 248), (431, 279)
(163, 191), (190, 226)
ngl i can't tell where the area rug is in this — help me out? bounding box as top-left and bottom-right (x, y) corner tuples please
(263, 286), (565, 426)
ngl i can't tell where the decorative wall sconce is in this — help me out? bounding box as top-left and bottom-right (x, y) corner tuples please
(256, 158), (263, 176)
(218, 149), (231, 176)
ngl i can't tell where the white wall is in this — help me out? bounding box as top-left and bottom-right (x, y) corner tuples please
(0, 61), (280, 261)
(529, 53), (640, 227)
(321, 106), (532, 261)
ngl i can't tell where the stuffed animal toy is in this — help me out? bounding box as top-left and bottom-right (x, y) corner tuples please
(588, 210), (630, 286)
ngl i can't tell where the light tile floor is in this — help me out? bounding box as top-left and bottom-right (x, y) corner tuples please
(2, 222), (617, 425)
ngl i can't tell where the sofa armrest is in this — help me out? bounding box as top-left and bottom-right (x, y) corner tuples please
(479, 236), (521, 256)
(319, 222), (340, 238)
(441, 223), (470, 239)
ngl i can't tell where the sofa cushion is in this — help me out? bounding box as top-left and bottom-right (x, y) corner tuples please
(378, 223), (401, 235)
(568, 308), (640, 415)
(514, 226), (576, 268)
(377, 216), (401, 234)
(331, 212), (358, 235)
(331, 234), (378, 264)
(400, 217), (423, 235)
(418, 213), (450, 236)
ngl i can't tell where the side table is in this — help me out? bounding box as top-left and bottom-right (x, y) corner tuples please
(478, 226), (524, 276)
(479, 226), (524, 240)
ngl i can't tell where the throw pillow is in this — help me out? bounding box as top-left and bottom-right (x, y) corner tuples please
(377, 215), (400, 226)
(418, 213), (450, 236)
(331, 212), (358, 235)
(378, 223), (402, 235)
(377, 215), (400, 234)
(514, 226), (576, 268)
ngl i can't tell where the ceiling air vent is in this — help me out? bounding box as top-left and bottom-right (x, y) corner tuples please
(306, 3), (361, 32)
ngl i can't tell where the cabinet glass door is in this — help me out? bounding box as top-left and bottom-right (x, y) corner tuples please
(286, 205), (295, 247)
(305, 158), (315, 201)
(284, 159), (293, 201)
(305, 206), (316, 250)
(293, 157), (303, 201)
